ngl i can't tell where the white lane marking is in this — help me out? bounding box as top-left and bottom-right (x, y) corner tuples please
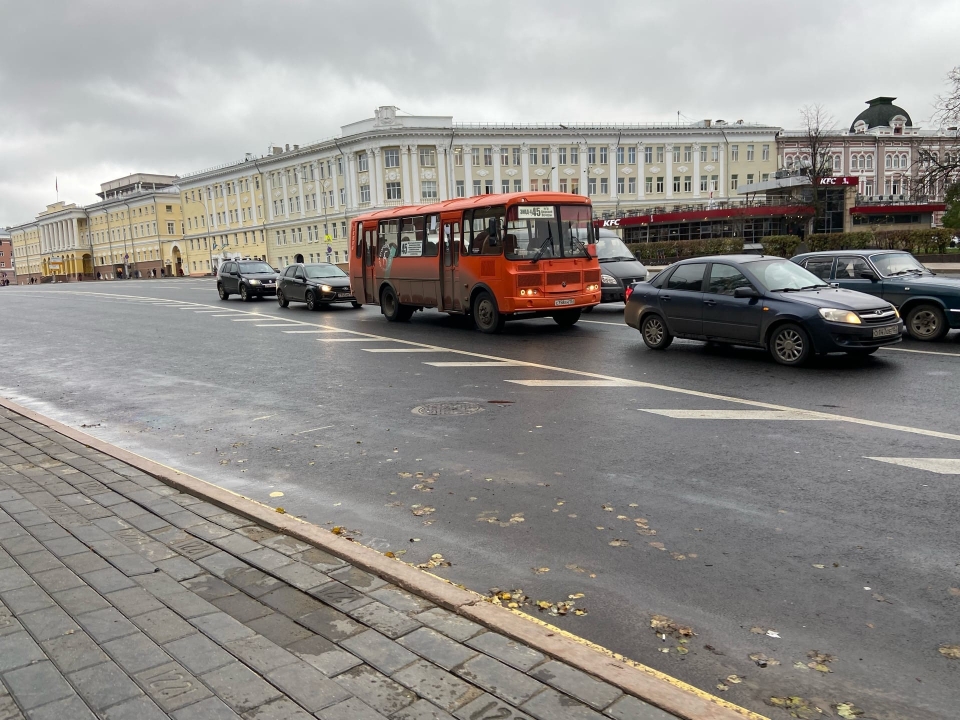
(252, 414), (276, 421)
(424, 361), (525, 367)
(506, 379), (637, 387)
(41, 289), (960, 443)
(231, 317), (271, 322)
(317, 337), (390, 342)
(880, 346), (960, 357)
(193, 310), (223, 313)
(643, 409), (831, 420)
(361, 348), (450, 353)
(293, 425), (334, 435)
(254, 323), (302, 328)
(210, 314), (243, 317)
(281, 329), (346, 334)
(866, 457), (960, 474)
(579, 319), (625, 326)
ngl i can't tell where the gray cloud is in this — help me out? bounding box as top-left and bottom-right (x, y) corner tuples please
(1, 0), (957, 226)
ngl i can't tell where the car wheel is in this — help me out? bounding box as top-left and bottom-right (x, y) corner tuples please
(640, 314), (673, 350)
(473, 290), (505, 334)
(769, 323), (811, 366)
(905, 304), (947, 341)
(277, 289), (289, 308)
(239, 284), (249, 302)
(846, 347), (878, 356)
(218, 284), (229, 301)
(553, 309), (582, 327)
(351, 301), (362, 309)
(381, 285), (408, 322)
(306, 290), (318, 311)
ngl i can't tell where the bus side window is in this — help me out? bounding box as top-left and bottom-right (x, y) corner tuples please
(354, 223), (363, 258)
(461, 211), (473, 255)
(378, 220), (398, 259)
(423, 215), (439, 257)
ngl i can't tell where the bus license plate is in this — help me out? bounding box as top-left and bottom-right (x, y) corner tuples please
(554, 298), (575, 306)
(872, 325), (899, 338)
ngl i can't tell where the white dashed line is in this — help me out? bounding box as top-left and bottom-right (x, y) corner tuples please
(293, 425), (334, 435)
(361, 348), (450, 353)
(866, 457), (960, 474)
(506, 379), (638, 387)
(643, 409), (830, 420)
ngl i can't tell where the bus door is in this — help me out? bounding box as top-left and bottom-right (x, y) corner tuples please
(440, 221), (460, 311)
(363, 228), (377, 304)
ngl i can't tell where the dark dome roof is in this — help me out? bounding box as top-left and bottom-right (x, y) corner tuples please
(850, 97), (912, 132)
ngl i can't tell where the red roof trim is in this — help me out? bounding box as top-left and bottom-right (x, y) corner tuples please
(595, 204), (815, 228)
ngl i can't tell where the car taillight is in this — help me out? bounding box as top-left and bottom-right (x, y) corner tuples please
(624, 285), (633, 302)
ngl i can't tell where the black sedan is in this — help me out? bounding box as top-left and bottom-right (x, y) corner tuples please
(792, 249), (960, 341)
(595, 229), (648, 303)
(276, 263), (360, 310)
(624, 255), (903, 365)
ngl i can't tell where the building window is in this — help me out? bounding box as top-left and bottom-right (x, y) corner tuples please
(384, 149), (400, 168)
(385, 182), (402, 200)
(700, 175), (708, 191)
(558, 147), (567, 164)
(762, 173), (770, 182)
(541, 180), (550, 192)
(570, 147), (578, 164)
(454, 148), (463, 166)
(357, 153), (369, 172)
(359, 185), (370, 203)
(588, 178), (596, 195)
(456, 180), (465, 197)
(746, 145), (754, 162)
(514, 180), (522, 192)
(484, 180), (493, 194)
(501, 147), (510, 165)
(673, 176), (681, 193)
(730, 145), (739, 162)
(541, 148), (550, 164)
(471, 147), (480, 166)
(628, 177), (636, 194)
(419, 148), (436, 167)
(588, 147), (596, 164)
(885, 155), (892, 169)
(683, 176), (692, 192)
(673, 146), (680, 163)
(747, 173), (754, 184)
(473, 180), (482, 196)
(559, 179), (568, 193)
(730, 175), (738, 190)
(699, 146), (707, 162)
(628, 147), (636, 164)
(762, 144), (770, 161)
(530, 147), (538, 165)
(656, 177), (664, 193)
(617, 177), (624, 194)
(710, 175), (718, 191)
(711, 146), (719, 162)
(512, 147), (521, 166)
(645, 177), (653, 193)
(600, 178), (608, 194)
(483, 147), (493, 166)
(616, 147), (624, 165)
(683, 146), (692, 162)
(531, 179), (539, 191)
(166, 222), (175, 234)
(502, 180), (510, 193)
(644, 146), (652, 164)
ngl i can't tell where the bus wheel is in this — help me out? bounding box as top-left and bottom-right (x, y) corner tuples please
(553, 309), (582, 327)
(473, 291), (505, 334)
(381, 286), (411, 322)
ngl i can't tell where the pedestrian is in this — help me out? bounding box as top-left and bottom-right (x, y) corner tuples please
(96, 271), (102, 280)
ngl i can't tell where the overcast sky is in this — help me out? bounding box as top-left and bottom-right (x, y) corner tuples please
(1, 0), (958, 228)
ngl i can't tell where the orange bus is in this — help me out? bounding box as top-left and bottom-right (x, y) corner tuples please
(349, 192), (600, 333)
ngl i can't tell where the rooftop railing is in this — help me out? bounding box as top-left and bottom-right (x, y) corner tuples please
(453, 121), (771, 131)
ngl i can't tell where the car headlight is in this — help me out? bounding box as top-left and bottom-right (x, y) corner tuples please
(247, 279), (261, 285)
(601, 274), (618, 286)
(893, 307), (900, 318)
(321, 284), (332, 292)
(819, 308), (861, 324)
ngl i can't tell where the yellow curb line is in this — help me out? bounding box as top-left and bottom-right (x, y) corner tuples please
(0, 395), (767, 720)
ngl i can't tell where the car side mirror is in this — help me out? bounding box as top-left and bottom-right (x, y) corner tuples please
(858, 271), (878, 281)
(733, 286), (760, 299)
(585, 244), (597, 258)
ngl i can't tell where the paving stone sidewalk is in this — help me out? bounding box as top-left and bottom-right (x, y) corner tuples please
(0, 406), (676, 720)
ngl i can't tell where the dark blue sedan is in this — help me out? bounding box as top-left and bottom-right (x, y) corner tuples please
(792, 249), (960, 341)
(624, 255), (903, 366)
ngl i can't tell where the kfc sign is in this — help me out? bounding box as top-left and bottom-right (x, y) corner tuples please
(815, 176), (858, 186)
(602, 219), (620, 227)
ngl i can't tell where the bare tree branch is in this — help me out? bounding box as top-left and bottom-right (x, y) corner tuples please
(799, 103), (837, 182)
(915, 66), (960, 196)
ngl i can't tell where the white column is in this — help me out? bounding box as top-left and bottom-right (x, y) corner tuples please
(345, 154), (356, 210)
(55, 222), (62, 251)
(519, 143), (529, 192)
(372, 148), (383, 206)
(331, 159), (341, 212)
(72, 218), (79, 249)
(437, 148), (449, 201)
(609, 144), (619, 202)
(550, 145), (560, 192)
(578, 143), (587, 196)
(282, 174), (290, 219)
(463, 144), (474, 197)
(637, 143), (645, 200)
(298, 166), (307, 217)
(718, 141), (726, 198)
(493, 145), (502, 193)
(400, 145), (412, 204)
(40, 226), (46, 253)
(665, 144), (674, 200)
(693, 143), (701, 198)
(410, 145), (421, 204)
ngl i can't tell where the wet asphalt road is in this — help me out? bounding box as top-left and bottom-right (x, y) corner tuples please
(2, 279), (959, 719)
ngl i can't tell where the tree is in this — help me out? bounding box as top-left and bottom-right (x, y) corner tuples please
(942, 182), (960, 230)
(798, 104), (838, 234)
(915, 66), (960, 197)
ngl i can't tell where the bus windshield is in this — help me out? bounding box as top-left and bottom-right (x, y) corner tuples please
(505, 205), (592, 261)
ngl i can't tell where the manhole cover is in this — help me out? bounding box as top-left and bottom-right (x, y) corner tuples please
(412, 402), (484, 417)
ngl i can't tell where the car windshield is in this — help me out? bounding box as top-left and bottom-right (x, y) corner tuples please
(504, 205), (591, 260)
(596, 235), (635, 262)
(238, 262), (274, 274)
(870, 252), (928, 277)
(304, 264), (346, 279)
(750, 259), (830, 292)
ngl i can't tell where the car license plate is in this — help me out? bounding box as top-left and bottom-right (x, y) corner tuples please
(337, 292), (351, 298)
(554, 298), (575, 306)
(872, 325), (899, 338)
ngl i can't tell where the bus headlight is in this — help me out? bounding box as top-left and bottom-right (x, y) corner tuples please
(519, 288), (539, 296)
(586, 283), (600, 292)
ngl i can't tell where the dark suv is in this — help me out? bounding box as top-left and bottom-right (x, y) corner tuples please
(217, 260), (279, 301)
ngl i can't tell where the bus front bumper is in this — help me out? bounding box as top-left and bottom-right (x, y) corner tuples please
(501, 291), (601, 313)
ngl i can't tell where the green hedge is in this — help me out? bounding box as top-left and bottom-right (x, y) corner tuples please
(627, 228), (954, 263)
